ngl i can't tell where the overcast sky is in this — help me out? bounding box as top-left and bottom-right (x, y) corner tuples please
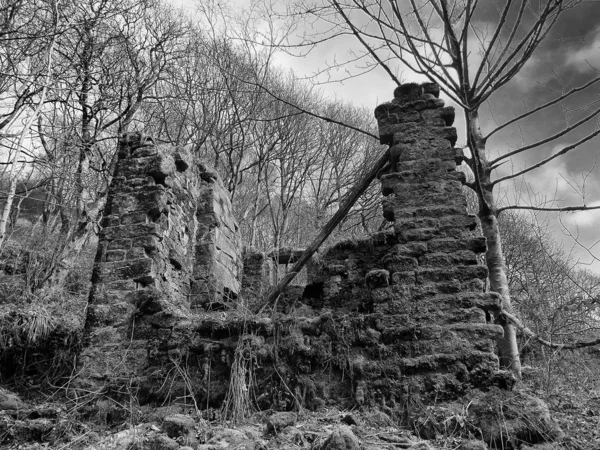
(175, 0), (600, 274)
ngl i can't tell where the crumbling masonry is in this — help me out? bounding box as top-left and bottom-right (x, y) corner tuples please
(80, 83), (511, 408)
(79, 134), (242, 393)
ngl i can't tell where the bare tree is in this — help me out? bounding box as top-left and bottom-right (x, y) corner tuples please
(49, 0), (186, 229)
(268, 0), (600, 377)
(501, 210), (600, 351)
(0, 0), (55, 135)
(0, 0), (61, 249)
(0, 0), (187, 291)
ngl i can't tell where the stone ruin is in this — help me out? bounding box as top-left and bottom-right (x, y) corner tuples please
(78, 83), (514, 411)
(79, 134), (242, 394)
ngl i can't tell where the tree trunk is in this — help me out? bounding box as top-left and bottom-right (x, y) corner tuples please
(75, 28), (93, 226)
(249, 163), (264, 248)
(479, 196), (522, 377)
(469, 109), (522, 378)
(0, 173), (20, 249)
(0, 25), (58, 248)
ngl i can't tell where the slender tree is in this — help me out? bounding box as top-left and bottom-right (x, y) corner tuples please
(0, 0), (61, 249)
(272, 0), (600, 376)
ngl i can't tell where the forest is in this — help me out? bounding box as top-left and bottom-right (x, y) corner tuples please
(1, 0), (600, 449)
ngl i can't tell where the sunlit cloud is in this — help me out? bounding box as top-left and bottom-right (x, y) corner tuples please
(566, 27), (600, 73)
(562, 200), (600, 228)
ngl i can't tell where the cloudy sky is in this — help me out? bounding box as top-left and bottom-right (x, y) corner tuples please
(175, 0), (600, 273)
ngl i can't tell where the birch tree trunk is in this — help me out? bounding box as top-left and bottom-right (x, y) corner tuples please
(479, 191), (522, 376)
(469, 110), (522, 377)
(75, 30), (93, 227)
(0, 8), (58, 248)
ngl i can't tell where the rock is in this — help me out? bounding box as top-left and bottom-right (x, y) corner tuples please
(162, 413), (195, 438)
(84, 424), (149, 449)
(87, 432), (101, 444)
(266, 411), (297, 434)
(205, 427), (254, 449)
(314, 425), (360, 450)
(340, 414), (359, 426)
(365, 269), (390, 289)
(161, 414), (198, 447)
(408, 443), (435, 450)
(146, 434), (179, 450)
(10, 418), (54, 441)
(0, 388), (25, 410)
(521, 445), (562, 450)
(459, 440), (488, 450)
(362, 410), (394, 427)
(378, 433), (414, 447)
(469, 389), (563, 448)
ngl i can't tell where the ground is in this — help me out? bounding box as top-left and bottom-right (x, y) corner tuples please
(1, 365), (599, 450)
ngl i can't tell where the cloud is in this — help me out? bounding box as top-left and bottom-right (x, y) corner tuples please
(563, 200), (600, 228)
(566, 28), (600, 73)
(524, 157), (574, 198)
(492, 141), (600, 209)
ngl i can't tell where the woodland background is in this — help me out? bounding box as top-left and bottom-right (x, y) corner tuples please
(1, 0), (600, 446)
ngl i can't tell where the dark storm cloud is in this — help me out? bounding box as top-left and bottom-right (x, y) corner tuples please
(473, 1), (600, 177)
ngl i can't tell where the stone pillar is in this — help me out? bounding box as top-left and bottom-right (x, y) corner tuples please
(294, 84), (510, 405)
(79, 132), (242, 392)
(241, 249), (276, 312)
(372, 82), (507, 394)
(191, 170), (242, 309)
(88, 134), (199, 322)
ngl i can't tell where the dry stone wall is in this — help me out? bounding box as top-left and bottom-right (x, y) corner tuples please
(77, 84), (513, 412)
(242, 248), (308, 311)
(79, 132), (242, 392)
(290, 83), (512, 403)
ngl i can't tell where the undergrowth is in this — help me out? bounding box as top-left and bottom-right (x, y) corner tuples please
(0, 224), (91, 389)
(221, 333), (257, 424)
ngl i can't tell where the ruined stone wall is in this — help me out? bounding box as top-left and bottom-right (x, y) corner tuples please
(371, 84), (507, 393)
(79, 133), (242, 391)
(241, 248), (307, 311)
(192, 173), (242, 309)
(287, 83), (511, 404)
(77, 86), (512, 412)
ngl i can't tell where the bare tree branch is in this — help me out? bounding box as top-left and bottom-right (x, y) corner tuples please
(502, 310), (600, 349)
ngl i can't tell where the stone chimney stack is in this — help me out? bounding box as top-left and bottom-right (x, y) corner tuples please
(369, 83), (508, 393)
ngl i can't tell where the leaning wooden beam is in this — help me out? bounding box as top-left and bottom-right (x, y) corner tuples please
(265, 149), (391, 305)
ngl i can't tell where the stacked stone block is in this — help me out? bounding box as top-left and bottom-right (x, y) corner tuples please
(79, 132), (242, 390)
(295, 83), (508, 402)
(374, 83), (505, 394)
(241, 250), (276, 311)
(191, 173), (242, 308)
(241, 248), (307, 311)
